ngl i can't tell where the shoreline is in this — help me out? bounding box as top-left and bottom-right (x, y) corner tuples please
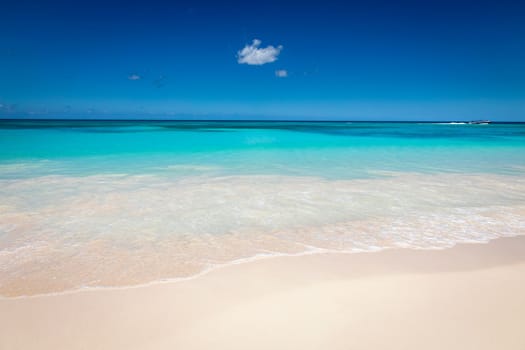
(0, 170), (525, 297)
(1, 235), (525, 349)
(2, 171), (524, 297)
(0, 234), (521, 300)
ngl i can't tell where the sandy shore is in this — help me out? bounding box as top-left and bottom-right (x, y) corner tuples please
(1, 236), (525, 350)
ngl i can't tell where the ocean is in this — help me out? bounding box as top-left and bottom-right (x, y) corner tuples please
(1, 120), (524, 296)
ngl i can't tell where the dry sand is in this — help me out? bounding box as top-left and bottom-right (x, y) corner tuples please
(1, 236), (525, 350)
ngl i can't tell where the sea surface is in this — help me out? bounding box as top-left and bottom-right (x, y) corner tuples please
(1, 120), (525, 296)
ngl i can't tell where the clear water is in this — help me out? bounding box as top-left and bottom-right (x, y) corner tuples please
(1, 120), (525, 296)
(1, 121), (525, 178)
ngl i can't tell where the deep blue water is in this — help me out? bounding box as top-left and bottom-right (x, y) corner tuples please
(1, 120), (524, 179)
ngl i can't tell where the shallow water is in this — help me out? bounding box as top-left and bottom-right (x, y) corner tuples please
(1, 121), (525, 296)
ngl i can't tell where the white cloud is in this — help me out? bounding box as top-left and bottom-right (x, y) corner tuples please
(275, 69), (288, 78)
(128, 74), (141, 80)
(237, 39), (282, 65)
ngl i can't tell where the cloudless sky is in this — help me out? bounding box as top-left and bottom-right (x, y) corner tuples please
(1, 0), (524, 120)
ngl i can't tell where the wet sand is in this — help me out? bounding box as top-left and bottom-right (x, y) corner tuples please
(2, 172), (525, 297)
(1, 236), (525, 350)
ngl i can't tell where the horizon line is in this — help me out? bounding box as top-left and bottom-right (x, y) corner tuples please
(1, 118), (523, 124)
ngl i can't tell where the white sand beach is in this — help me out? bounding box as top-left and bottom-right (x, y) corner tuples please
(1, 236), (524, 350)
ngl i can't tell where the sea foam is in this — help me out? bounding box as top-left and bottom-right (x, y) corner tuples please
(1, 172), (524, 297)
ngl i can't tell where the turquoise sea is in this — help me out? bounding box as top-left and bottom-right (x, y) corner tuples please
(1, 120), (525, 296)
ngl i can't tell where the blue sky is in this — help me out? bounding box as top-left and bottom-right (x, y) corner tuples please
(1, 0), (524, 120)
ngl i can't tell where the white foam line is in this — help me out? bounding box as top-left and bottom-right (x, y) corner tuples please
(2, 234), (522, 301)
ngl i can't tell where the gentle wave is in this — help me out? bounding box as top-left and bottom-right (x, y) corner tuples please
(1, 172), (524, 297)
(429, 122), (468, 125)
